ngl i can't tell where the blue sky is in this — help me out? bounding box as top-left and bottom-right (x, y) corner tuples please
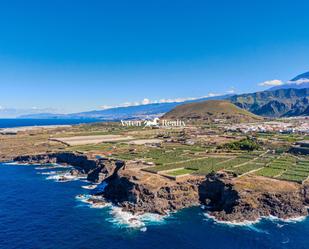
(1, 0), (309, 116)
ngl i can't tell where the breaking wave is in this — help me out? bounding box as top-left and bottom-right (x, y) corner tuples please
(46, 173), (86, 182)
(106, 206), (166, 230)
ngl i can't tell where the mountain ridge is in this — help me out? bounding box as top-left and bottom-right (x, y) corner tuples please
(228, 88), (309, 118)
(18, 88), (309, 120)
(18, 71), (309, 120)
(19, 94), (232, 120)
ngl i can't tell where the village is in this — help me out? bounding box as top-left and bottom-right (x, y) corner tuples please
(225, 118), (309, 134)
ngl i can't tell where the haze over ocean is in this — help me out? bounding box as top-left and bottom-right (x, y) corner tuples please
(0, 119), (99, 128)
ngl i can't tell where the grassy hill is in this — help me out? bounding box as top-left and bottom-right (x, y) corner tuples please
(162, 100), (262, 123)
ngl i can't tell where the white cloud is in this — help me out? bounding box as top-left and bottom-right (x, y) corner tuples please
(287, 78), (309, 85)
(227, 89), (235, 94)
(207, 93), (219, 97)
(142, 98), (151, 105)
(258, 79), (283, 87)
(258, 77), (309, 87)
(99, 93), (225, 110)
(99, 105), (113, 110)
(100, 101), (144, 110)
(226, 87), (236, 94)
(158, 97), (195, 103)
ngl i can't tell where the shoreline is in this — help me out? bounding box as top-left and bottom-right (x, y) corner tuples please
(0, 118), (102, 133)
(7, 152), (309, 226)
(0, 124), (72, 134)
(204, 212), (307, 227)
(2, 160), (309, 229)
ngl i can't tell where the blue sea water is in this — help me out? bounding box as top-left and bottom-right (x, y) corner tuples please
(0, 118), (100, 128)
(1, 163), (309, 249)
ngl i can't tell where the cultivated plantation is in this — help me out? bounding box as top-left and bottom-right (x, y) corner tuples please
(2, 117), (309, 184)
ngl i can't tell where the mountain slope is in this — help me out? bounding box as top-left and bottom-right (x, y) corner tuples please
(163, 100), (261, 123)
(228, 88), (309, 117)
(292, 71), (309, 81)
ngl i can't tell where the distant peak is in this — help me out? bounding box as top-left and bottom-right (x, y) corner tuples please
(291, 71), (309, 81)
(268, 71), (309, 91)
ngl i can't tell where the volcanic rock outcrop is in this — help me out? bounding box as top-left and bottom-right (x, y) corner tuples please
(14, 153), (309, 222)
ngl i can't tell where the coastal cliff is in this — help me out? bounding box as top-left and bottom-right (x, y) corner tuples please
(102, 170), (203, 214)
(200, 172), (308, 223)
(14, 152), (202, 214)
(14, 153), (120, 183)
(14, 153), (309, 222)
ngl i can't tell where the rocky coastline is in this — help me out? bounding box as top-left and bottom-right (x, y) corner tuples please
(13, 152), (309, 223)
(199, 172), (309, 223)
(14, 152), (120, 183)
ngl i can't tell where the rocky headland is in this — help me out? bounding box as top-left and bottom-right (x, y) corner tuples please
(13, 152), (309, 223)
(199, 172), (309, 223)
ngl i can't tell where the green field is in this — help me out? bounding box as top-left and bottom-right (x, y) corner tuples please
(222, 153), (309, 179)
(186, 157), (230, 174)
(256, 167), (283, 177)
(144, 157), (228, 174)
(166, 168), (197, 176)
(121, 145), (205, 164)
(277, 173), (306, 183)
(227, 163), (264, 176)
(216, 154), (257, 169)
(71, 139), (309, 183)
(144, 151), (264, 175)
(253, 157), (273, 164)
(143, 161), (195, 173)
(255, 155), (309, 183)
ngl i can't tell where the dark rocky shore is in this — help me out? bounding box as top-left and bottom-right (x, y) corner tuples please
(200, 172), (309, 222)
(14, 152), (309, 222)
(14, 152), (119, 183)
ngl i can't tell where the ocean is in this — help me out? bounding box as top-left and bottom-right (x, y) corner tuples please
(0, 163), (308, 249)
(0, 118), (100, 129)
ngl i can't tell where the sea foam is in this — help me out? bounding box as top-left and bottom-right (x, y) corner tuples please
(81, 184), (98, 190)
(37, 171), (59, 175)
(75, 194), (110, 209)
(204, 211), (307, 228)
(35, 164), (73, 170)
(46, 173), (85, 182)
(203, 213), (261, 227)
(266, 215), (307, 223)
(106, 206), (166, 229)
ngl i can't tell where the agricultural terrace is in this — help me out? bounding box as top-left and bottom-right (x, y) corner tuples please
(143, 151), (265, 176)
(61, 125), (309, 183)
(256, 155), (309, 183)
(143, 150), (309, 184)
(68, 143), (206, 163)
